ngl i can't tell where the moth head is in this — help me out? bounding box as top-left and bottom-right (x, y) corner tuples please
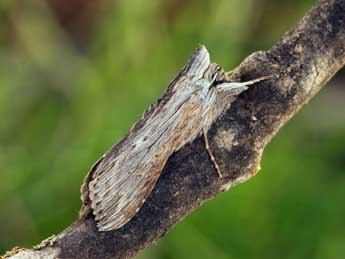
(203, 64), (225, 88)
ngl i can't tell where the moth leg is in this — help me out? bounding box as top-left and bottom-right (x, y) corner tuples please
(217, 75), (271, 92)
(203, 130), (222, 178)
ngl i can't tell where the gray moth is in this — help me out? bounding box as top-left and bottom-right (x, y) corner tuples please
(80, 46), (268, 231)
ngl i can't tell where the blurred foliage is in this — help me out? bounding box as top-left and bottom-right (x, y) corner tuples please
(1, 0), (345, 258)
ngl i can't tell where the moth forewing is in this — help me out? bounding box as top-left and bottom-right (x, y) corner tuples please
(81, 45), (268, 231)
(84, 46), (212, 231)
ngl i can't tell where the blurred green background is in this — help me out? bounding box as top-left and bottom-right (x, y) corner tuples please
(1, 0), (345, 258)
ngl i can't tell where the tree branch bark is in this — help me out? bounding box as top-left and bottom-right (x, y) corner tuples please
(4, 0), (345, 258)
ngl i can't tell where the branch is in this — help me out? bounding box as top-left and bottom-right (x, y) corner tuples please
(4, 0), (345, 258)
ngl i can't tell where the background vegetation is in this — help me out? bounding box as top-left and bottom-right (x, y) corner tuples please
(1, 0), (345, 258)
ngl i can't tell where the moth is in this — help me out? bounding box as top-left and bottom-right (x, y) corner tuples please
(81, 46), (268, 231)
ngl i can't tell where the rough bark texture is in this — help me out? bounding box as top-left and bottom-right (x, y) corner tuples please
(4, 0), (345, 258)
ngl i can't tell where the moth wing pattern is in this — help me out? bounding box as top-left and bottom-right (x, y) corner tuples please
(84, 46), (212, 231)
